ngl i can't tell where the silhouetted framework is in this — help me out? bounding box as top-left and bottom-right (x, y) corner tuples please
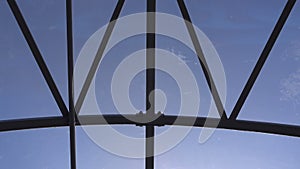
(1, 0), (298, 169)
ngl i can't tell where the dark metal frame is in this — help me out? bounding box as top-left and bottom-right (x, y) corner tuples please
(1, 0), (298, 169)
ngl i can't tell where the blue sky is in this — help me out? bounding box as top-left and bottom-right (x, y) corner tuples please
(0, 0), (300, 168)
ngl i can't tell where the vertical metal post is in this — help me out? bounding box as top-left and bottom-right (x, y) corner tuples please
(146, 0), (156, 169)
(67, 0), (76, 169)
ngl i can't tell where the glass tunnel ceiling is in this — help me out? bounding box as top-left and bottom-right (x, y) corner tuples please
(0, 0), (300, 169)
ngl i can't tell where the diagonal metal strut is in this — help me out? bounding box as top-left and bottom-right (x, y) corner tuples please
(229, 0), (297, 120)
(7, 0), (68, 117)
(177, 0), (228, 119)
(74, 0), (125, 114)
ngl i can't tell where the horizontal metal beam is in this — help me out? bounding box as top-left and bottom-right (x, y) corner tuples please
(0, 116), (68, 132)
(1, 115), (300, 138)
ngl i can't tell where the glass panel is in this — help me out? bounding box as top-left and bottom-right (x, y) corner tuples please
(240, 1), (300, 125)
(16, 0), (68, 103)
(95, 35), (146, 114)
(73, 0), (118, 60)
(156, 127), (300, 169)
(0, 1), (63, 119)
(0, 128), (69, 168)
(73, 0), (147, 116)
(120, 0), (146, 17)
(77, 126), (144, 169)
(74, 33), (146, 115)
(185, 0), (287, 115)
(156, 35), (212, 117)
(157, 0), (182, 17)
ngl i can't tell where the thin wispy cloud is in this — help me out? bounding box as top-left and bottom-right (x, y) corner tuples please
(48, 25), (57, 31)
(280, 68), (300, 104)
(242, 59), (256, 64)
(168, 47), (198, 65)
(281, 40), (300, 61)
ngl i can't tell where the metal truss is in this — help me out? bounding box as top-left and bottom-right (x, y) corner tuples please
(1, 0), (298, 169)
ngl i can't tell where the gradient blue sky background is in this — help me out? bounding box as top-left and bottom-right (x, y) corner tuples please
(0, 0), (300, 168)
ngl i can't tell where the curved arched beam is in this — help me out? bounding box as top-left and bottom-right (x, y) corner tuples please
(1, 115), (300, 137)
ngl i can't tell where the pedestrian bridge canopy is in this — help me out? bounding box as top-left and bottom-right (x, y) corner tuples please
(0, 0), (299, 169)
